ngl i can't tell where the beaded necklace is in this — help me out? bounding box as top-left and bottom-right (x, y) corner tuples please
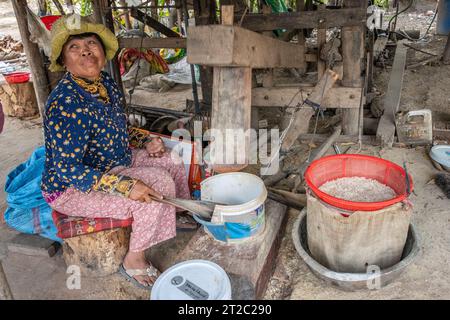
(70, 73), (110, 104)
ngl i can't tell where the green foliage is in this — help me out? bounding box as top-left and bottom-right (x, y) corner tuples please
(374, 0), (389, 8)
(44, 0), (93, 16)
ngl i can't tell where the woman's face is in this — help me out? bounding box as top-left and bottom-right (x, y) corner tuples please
(61, 35), (106, 80)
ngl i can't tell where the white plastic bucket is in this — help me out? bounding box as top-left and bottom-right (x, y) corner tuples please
(195, 172), (267, 243)
(150, 260), (232, 300)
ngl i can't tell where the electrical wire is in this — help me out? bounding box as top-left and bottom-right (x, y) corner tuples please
(385, 0), (439, 42)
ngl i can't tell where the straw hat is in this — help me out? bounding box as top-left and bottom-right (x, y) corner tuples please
(49, 15), (118, 72)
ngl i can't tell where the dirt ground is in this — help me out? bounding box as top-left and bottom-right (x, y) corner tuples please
(1, 0), (450, 300)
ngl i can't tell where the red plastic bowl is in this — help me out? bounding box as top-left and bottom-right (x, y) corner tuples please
(4, 72), (30, 84)
(304, 154), (414, 212)
(40, 15), (62, 31)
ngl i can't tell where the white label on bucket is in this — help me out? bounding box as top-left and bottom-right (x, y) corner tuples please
(176, 278), (210, 300)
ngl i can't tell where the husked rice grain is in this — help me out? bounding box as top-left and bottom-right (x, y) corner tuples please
(318, 177), (397, 202)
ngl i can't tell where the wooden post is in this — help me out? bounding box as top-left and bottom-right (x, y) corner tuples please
(296, 0), (306, 75)
(11, 0), (50, 118)
(103, 0), (125, 95)
(341, 0), (366, 135)
(317, 5), (327, 79)
(193, 0), (216, 107)
(119, 0), (132, 29)
(91, 0), (103, 24)
(209, 5), (251, 173)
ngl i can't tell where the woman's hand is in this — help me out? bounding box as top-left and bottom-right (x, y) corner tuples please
(145, 136), (165, 157)
(128, 180), (163, 203)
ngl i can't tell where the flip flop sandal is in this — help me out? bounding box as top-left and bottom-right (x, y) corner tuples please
(118, 263), (160, 291)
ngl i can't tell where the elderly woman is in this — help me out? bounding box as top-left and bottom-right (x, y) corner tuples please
(41, 16), (191, 290)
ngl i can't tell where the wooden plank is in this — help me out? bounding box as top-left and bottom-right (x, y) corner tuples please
(235, 7), (366, 31)
(252, 86), (361, 109)
(376, 40), (408, 148)
(187, 25), (306, 68)
(280, 69), (339, 152)
(7, 233), (61, 257)
(175, 200), (288, 299)
(118, 37), (186, 49)
(130, 7), (181, 38)
(221, 5), (234, 25)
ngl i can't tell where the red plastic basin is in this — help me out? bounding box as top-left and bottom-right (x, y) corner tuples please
(304, 154), (414, 212)
(4, 72), (30, 84)
(40, 15), (62, 31)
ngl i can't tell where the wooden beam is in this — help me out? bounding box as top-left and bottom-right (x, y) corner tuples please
(252, 86), (361, 109)
(376, 40), (408, 148)
(235, 8), (366, 32)
(341, 0), (366, 135)
(209, 5), (252, 173)
(11, 0), (50, 118)
(118, 37), (186, 48)
(130, 7), (181, 38)
(187, 25), (306, 68)
(280, 69), (339, 152)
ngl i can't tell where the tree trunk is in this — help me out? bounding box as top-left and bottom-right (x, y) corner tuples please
(62, 227), (131, 277)
(0, 81), (39, 118)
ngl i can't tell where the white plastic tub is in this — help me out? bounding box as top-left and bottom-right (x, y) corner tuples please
(194, 172), (268, 243)
(151, 260), (232, 300)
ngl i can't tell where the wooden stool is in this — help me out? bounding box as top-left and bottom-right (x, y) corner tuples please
(62, 227), (131, 277)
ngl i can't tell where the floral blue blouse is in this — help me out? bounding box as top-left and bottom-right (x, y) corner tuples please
(41, 71), (132, 195)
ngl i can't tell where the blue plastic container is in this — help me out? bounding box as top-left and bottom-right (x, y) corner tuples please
(437, 0), (450, 35)
(195, 172), (267, 243)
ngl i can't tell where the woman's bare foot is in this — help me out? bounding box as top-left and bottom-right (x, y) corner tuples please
(122, 251), (159, 287)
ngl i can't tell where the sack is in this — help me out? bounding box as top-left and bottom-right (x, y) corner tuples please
(4, 146), (61, 242)
(306, 194), (412, 273)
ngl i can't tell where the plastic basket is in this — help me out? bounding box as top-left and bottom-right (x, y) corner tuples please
(40, 15), (62, 31)
(4, 72), (30, 84)
(304, 154), (413, 211)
